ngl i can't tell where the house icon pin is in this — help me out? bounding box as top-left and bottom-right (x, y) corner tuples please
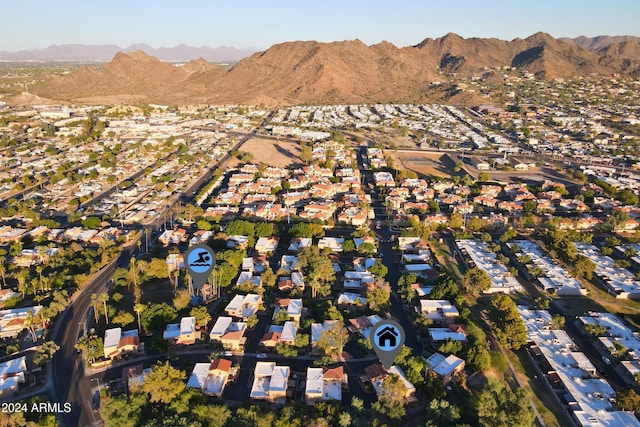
(376, 326), (399, 348)
(370, 320), (405, 368)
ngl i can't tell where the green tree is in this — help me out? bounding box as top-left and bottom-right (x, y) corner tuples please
(342, 239), (356, 253)
(476, 379), (535, 427)
(369, 260), (388, 279)
(490, 294), (528, 350)
(101, 393), (148, 427)
(34, 341), (60, 367)
(213, 262), (239, 289)
(426, 398), (461, 426)
(300, 145), (313, 165)
(142, 362), (186, 404)
(146, 258), (169, 280)
(298, 246), (336, 298)
(81, 216), (102, 229)
(190, 306), (212, 329)
(317, 321), (349, 358)
(449, 213), (463, 229)
(254, 222), (274, 238)
(551, 315), (565, 330)
(463, 267), (492, 294)
(465, 344), (491, 372)
(112, 311), (135, 327)
(75, 335), (103, 364)
(192, 404), (231, 427)
(372, 374), (408, 419)
(196, 219), (212, 231)
(617, 388), (640, 414)
(500, 228), (518, 242)
(367, 287), (390, 312)
(141, 303), (178, 331)
(134, 303), (146, 332)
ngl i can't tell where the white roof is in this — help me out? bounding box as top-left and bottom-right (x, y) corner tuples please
(306, 367), (324, 395)
(210, 316), (233, 337)
(242, 257), (254, 270)
(337, 293), (366, 305)
(518, 307), (640, 427)
(281, 321), (297, 342)
(255, 361), (275, 377)
(180, 317), (196, 335)
(0, 356), (26, 377)
(226, 295), (245, 312)
(287, 299), (303, 316)
(427, 353), (465, 377)
(0, 375), (21, 391)
(163, 323), (180, 339)
(187, 362), (229, 396)
(291, 272), (304, 286)
(104, 328), (122, 349)
(428, 328), (467, 341)
(187, 363), (211, 389)
(270, 366), (289, 392)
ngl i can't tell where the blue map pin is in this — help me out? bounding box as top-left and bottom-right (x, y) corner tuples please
(184, 244), (216, 291)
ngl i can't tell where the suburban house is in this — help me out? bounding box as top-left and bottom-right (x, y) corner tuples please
(305, 366), (347, 405)
(255, 237), (279, 254)
(318, 237), (345, 252)
(364, 364), (417, 402)
(122, 365), (151, 391)
(419, 300), (460, 325)
(225, 294), (262, 319)
(250, 362), (290, 403)
(0, 356), (27, 396)
(288, 238), (312, 252)
(426, 352), (466, 383)
(261, 321), (298, 347)
(163, 317), (198, 345)
(187, 359), (233, 397)
(0, 306), (43, 339)
(209, 317), (247, 351)
(273, 298), (303, 324)
(311, 320), (340, 353)
(349, 314), (383, 339)
(103, 328), (142, 360)
(428, 324), (468, 343)
(277, 272), (305, 291)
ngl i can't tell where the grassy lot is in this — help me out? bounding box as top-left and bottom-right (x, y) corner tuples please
(430, 238), (467, 280)
(507, 350), (569, 427)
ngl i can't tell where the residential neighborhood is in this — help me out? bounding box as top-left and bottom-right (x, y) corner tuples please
(0, 85), (639, 427)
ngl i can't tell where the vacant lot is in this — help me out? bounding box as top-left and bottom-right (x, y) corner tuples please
(389, 151), (454, 178)
(240, 138), (302, 167)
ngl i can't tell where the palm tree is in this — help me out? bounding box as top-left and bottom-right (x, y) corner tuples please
(0, 257), (6, 288)
(134, 303), (145, 332)
(15, 270), (29, 296)
(36, 265), (44, 292)
(99, 293), (110, 325)
(90, 293), (99, 324)
(24, 310), (37, 342)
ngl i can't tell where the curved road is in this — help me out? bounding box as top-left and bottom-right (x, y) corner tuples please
(49, 255), (120, 427)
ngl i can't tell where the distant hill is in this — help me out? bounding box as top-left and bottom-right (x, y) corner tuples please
(0, 43), (257, 62)
(30, 33), (640, 106)
(559, 35), (640, 51)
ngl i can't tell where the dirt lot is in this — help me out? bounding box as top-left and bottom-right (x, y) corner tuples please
(240, 138), (302, 167)
(389, 151), (455, 179)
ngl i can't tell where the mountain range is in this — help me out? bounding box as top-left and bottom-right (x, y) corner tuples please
(25, 33), (640, 106)
(0, 43), (256, 62)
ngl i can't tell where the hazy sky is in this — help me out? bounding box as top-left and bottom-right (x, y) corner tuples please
(2, 0), (639, 51)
